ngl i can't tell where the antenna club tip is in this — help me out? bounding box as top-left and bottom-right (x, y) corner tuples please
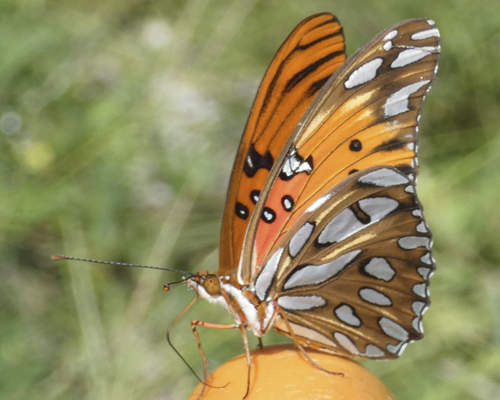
(51, 255), (68, 261)
(163, 284), (171, 292)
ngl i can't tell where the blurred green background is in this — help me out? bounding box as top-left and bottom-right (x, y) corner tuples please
(2, 0), (499, 399)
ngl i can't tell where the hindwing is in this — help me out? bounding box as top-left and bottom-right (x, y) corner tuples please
(253, 166), (434, 358)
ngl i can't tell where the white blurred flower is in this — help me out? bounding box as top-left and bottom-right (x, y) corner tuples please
(141, 19), (172, 50)
(149, 73), (220, 156)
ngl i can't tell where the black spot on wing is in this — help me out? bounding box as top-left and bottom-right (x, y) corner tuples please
(281, 195), (294, 211)
(244, 144), (274, 178)
(250, 190), (260, 204)
(349, 139), (362, 152)
(261, 207), (276, 223)
(235, 202), (249, 220)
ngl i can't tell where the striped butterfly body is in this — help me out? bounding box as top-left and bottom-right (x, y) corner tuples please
(187, 12), (439, 381)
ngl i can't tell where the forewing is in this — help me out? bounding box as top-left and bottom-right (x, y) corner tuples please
(256, 167), (434, 359)
(240, 19), (440, 282)
(219, 13), (346, 278)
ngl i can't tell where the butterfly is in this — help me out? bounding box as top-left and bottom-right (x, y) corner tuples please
(180, 12), (439, 397)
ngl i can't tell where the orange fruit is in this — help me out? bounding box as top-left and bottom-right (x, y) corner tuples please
(188, 345), (396, 399)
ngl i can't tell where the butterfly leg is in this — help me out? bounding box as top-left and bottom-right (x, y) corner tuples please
(276, 304), (344, 377)
(237, 323), (252, 399)
(191, 320), (253, 399)
(191, 320), (238, 378)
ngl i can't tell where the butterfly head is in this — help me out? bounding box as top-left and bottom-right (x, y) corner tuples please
(190, 273), (222, 296)
(186, 273), (227, 304)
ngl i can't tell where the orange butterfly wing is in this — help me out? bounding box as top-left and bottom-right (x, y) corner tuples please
(219, 13), (346, 278)
(241, 19), (440, 280)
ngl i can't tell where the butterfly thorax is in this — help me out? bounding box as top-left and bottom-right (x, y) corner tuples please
(186, 273), (276, 337)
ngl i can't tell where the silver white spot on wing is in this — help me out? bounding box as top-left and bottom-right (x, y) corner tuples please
(412, 317), (421, 332)
(398, 342), (409, 356)
(289, 222), (314, 257)
(391, 47), (438, 68)
(359, 288), (392, 306)
(420, 252), (433, 265)
(422, 266), (435, 279)
(282, 197), (292, 210)
(363, 257), (396, 281)
(318, 209), (359, 244)
(277, 295), (326, 311)
(398, 236), (431, 250)
(245, 154), (254, 170)
(274, 318), (337, 348)
(383, 40), (393, 51)
(306, 194), (332, 212)
(282, 148), (312, 179)
(413, 283), (427, 298)
(255, 248), (284, 301)
(412, 209), (423, 218)
(417, 266), (432, 279)
(334, 332), (360, 355)
(379, 317), (409, 341)
(318, 197), (398, 245)
(359, 197), (399, 220)
(383, 29), (398, 41)
(283, 250), (361, 290)
(364, 344), (385, 358)
(334, 304), (361, 327)
(405, 185), (415, 193)
(344, 58), (383, 89)
(358, 168), (409, 187)
(387, 341), (407, 355)
(412, 301), (426, 316)
(411, 28), (440, 40)
(416, 221), (428, 233)
(262, 209), (274, 222)
(384, 80), (430, 117)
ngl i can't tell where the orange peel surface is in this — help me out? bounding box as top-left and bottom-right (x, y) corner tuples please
(188, 345), (396, 399)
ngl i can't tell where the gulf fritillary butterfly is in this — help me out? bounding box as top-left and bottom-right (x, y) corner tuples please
(54, 12), (440, 398)
(182, 12), (440, 395)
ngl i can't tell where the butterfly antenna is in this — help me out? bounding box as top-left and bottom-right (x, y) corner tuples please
(51, 254), (193, 276)
(166, 297), (225, 391)
(163, 276), (195, 291)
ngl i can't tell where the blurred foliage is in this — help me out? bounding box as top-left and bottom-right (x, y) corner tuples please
(1, 0), (499, 399)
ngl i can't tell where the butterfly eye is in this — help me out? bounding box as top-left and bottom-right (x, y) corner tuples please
(203, 275), (222, 296)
